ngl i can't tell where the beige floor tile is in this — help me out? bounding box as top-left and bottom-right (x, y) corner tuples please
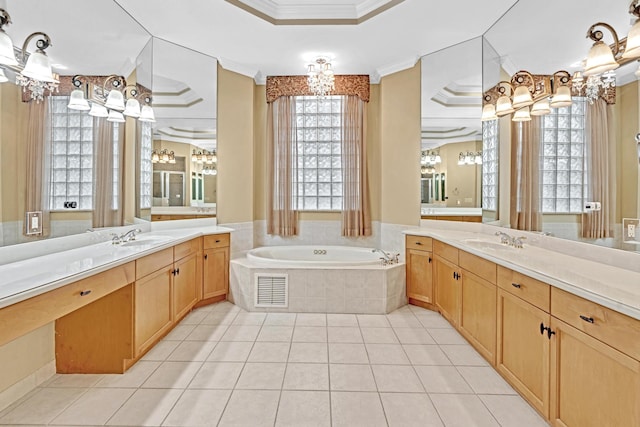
(329, 364), (377, 391)
(188, 362), (244, 389)
(235, 363), (286, 389)
(264, 313), (297, 326)
(105, 388), (182, 426)
(326, 313), (358, 327)
(95, 361), (161, 388)
(361, 327), (399, 344)
(416, 313), (455, 329)
(414, 366), (473, 394)
(163, 324), (196, 341)
(200, 311), (238, 325)
(220, 325), (261, 341)
(50, 388), (135, 426)
(276, 390), (330, 427)
(295, 313), (327, 326)
(206, 341), (253, 362)
(330, 392), (387, 427)
(380, 393), (444, 427)
(185, 324), (229, 341)
(403, 344), (452, 365)
(366, 343), (410, 365)
(232, 312), (267, 326)
(457, 366), (517, 394)
(283, 363), (329, 390)
(141, 361), (202, 389)
(141, 340), (181, 361)
(293, 326), (327, 342)
(179, 310), (209, 325)
(218, 390), (280, 426)
(288, 342), (328, 363)
(478, 394), (549, 427)
(440, 345), (489, 366)
(257, 326), (294, 342)
(430, 394), (499, 427)
(248, 342), (291, 362)
(393, 327), (436, 344)
(327, 327), (362, 343)
(357, 314), (390, 327)
(162, 389), (231, 426)
(428, 328), (468, 345)
(371, 365), (424, 392)
(328, 343), (369, 364)
(45, 374), (103, 388)
(386, 314), (423, 328)
(0, 388), (85, 425)
(166, 340), (217, 361)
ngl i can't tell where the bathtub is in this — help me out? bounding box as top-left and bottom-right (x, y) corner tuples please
(246, 245), (384, 267)
(230, 245), (407, 314)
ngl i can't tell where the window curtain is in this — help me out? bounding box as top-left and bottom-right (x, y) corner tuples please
(92, 118), (124, 228)
(267, 96), (299, 236)
(341, 95), (371, 236)
(510, 116), (542, 231)
(24, 100), (51, 237)
(581, 98), (617, 238)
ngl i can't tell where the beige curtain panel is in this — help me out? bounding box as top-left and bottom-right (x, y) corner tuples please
(341, 95), (372, 237)
(24, 100), (51, 237)
(581, 99), (617, 239)
(510, 116), (542, 231)
(267, 96), (299, 236)
(92, 118), (125, 228)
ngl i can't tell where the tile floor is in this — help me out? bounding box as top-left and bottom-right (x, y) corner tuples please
(0, 302), (549, 426)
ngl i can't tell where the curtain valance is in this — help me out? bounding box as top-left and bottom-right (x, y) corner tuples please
(266, 75), (370, 103)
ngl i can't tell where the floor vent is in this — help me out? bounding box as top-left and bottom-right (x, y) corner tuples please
(254, 273), (288, 308)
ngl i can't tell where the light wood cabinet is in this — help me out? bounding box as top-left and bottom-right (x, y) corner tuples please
(173, 252), (199, 321)
(549, 317), (640, 427)
(134, 266), (173, 356)
(434, 254), (461, 326)
(202, 233), (230, 301)
(497, 288), (550, 418)
(460, 270), (496, 364)
(405, 235), (434, 304)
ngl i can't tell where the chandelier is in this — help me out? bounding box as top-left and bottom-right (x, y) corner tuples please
(306, 57), (335, 98)
(458, 151), (482, 166)
(151, 149), (175, 164)
(191, 149), (217, 164)
(0, 8), (59, 102)
(570, 71), (616, 104)
(67, 75), (155, 123)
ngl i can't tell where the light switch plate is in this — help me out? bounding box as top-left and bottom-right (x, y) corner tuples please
(25, 211), (43, 235)
(622, 218), (640, 245)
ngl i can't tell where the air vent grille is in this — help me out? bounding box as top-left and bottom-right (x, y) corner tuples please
(254, 274), (288, 308)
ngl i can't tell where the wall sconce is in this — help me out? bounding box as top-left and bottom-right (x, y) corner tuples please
(151, 149), (175, 164)
(458, 151), (482, 165)
(202, 166), (217, 176)
(191, 149), (217, 164)
(0, 8), (58, 102)
(420, 150), (442, 166)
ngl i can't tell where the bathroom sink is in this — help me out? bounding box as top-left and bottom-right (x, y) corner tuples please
(119, 235), (174, 247)
(463, 239), (513, 251)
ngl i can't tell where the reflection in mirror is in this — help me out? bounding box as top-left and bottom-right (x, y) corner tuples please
(482, 0), (640, 252)
(421, 37), (482, 222)
(142, 38), (218, 222)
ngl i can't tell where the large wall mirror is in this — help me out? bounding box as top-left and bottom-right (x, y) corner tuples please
(421, 37), (482, 221)
(482, 0), (640, 252)
(0, 0), (151, 246)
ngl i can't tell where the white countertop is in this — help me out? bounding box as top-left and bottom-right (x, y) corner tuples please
(404, 227), (640, 321)
(0, 226), (233, 310)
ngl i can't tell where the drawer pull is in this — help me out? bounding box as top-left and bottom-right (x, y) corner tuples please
(415, 241), (423, 245)
(215, 239), (221, 243)
(511, 283), (522, 289)
(540, 322), (547, 335)
(579, 315), (595, 324)
(204, 254), (208, 260)
(428, 257), (432, 263)
(80, 290), (92, 297)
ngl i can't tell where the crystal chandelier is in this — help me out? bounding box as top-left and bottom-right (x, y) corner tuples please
(570, 71), (616, 104)
(306, 57), (335, 98)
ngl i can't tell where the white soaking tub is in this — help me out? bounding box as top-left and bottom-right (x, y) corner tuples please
(246, 245), (384, 267)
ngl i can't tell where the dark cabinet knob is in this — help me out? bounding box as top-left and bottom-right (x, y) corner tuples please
(215, 240), (221, 243)
(428, 257), (432, 263)
(80, 290), (92, 296)
(540, 322), (547, 335)
(547, 328), (556, 339)
(512, 283), (522, 289)
(204, 254), (208, 260)
(579, 315), (595, 324)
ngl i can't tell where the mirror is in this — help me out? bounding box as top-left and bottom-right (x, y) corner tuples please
(421, 37), (483, 220)
(482, 0), (640, 252)
(142, 38), (218, 222)
(0, 0), (151, 246)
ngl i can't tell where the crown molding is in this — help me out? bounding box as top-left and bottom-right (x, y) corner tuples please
(375, 55), (420, 80)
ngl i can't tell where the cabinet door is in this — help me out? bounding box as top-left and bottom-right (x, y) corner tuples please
(550, 318), (640, 427)
(497, 289), (550, 418)
(203, 247), (229, 299)
(434, 256), (461, 326)
(173, 253), (199, 321)
(460, 270), (496, 365)
(135, 267), (173, 356)
(406, 249), (433, 303)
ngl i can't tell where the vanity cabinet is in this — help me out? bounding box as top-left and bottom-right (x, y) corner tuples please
(172, 239), (202, 320)
(433, 247), (461, 326)
(405, 235), (433, 304)
(202, 233), (230, 301)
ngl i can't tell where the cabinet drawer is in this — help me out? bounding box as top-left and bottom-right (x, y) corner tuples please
(551, 288), (640, 361)
(136, 248), (173, 280)
(204, 233), (230, 249)
(433, 240), (458, 265)
(405, 235), (432, 252)
(459, 250), (496, 284)
(174, 238), (201, 261)
(497, 266), (550, 312)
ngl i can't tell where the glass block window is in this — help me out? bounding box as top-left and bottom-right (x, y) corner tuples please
(294, 95), (343, 211)
(50, 96), (94, 210)
(540, 97), (587, 213)
(482, 120), (499, 211)
(139, 121), (153, 209)
(112, 123), (120, 210)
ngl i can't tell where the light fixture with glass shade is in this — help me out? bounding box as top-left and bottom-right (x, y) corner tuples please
(306, 56), (335, 98)
(511, 71), (536, 110)
(530, 98), (551, 116)
(512, 106), (532, 122)
(549, 71), (573, 108)
(151, 149), (176, 164)
(495, 81), (515, 117)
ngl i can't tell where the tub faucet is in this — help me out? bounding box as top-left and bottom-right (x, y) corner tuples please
(372, 249), (399, 265)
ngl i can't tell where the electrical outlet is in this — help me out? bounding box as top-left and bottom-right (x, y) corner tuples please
(623, 218), (640, 244)
(629, 224), (636, 238)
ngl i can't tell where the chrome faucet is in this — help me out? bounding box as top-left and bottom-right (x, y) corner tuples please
(121, 228), (142, 242)
(511, 236), (527, 248)
(372, 249), (399, 265)
(495, 231), (512, 245)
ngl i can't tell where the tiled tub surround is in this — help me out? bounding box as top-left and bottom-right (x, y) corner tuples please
(410, 220), (640, 320)
(230, 258), (406, 314)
